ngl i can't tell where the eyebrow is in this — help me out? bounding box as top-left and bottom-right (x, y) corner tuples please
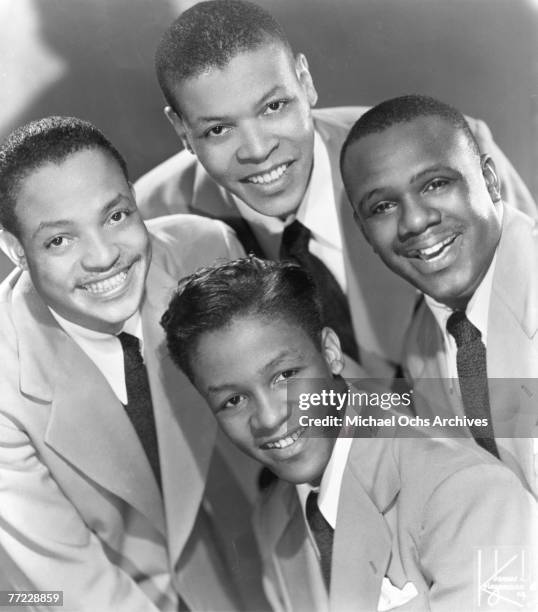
(31, 193), (129, 240)
(410, 164), (459, 183)
(359, 164), (460, 211)
(205, 348), (304, 395)
(193, 85), (285, 127)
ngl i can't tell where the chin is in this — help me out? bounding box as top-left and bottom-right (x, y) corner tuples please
(253, 199), (301, 220)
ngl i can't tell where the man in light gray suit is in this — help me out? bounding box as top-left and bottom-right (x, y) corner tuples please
(341, 94), (538, 498)
(0, 116), (266, 610)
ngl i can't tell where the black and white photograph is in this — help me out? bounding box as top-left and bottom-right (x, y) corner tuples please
(0, 1), (537, 610)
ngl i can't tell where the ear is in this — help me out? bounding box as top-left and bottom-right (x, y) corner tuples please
(164, 106), (194, 154)
(294, 53), (318, 108)
(321, 327), (344, 375)
(0, 229), (27, 269)
(480, 155), (501, 203)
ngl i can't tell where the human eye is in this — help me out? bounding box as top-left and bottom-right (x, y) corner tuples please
(45, 235), (71, 250)
(108, 209), (131, 225)
(205, 124), (231, 138)
(274, 369), (299, 384)
(423, 177), (450, 193)
(264, 99), (288, 115)
(220, 393), (248, 412)
(370, 201), (397, 216)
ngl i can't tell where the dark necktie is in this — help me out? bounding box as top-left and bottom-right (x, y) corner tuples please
(280, 220), (359, 361)
(306, 491), (333, 590)
(118, 332), (162, 490)
(446, 311), (500, 459)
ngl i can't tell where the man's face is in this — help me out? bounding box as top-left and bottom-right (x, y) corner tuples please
(13, 148), (151, 334)
(170, 43), (317, 219)
(190, 315), (343, 485)
(342, 116), (502, 310)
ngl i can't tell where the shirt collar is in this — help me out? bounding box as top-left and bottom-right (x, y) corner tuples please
(49, 309), (143, 345)
(296, 434), (353, 530)
(296, 131), (342, 250)
(425, 248), (498, 344)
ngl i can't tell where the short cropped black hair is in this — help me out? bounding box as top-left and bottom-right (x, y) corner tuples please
(340, 94), (481, 175)
(155, 0), (292, 113)
(161, 256), (323, 382)
(0, 116), (128, 238)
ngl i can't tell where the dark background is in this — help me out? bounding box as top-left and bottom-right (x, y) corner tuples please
(1, 0), (537, 279)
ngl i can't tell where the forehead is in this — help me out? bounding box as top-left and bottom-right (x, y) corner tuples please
(15, 148), (128, 230)
(192, 315), (316, 378)
(172, 43), (297, 120)
(344, 116), (475, 188)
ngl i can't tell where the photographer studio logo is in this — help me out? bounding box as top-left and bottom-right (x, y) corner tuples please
(475, 547), (536, 609)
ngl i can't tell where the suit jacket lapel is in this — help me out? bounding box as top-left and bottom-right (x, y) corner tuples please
(330, 437), (396, 612)
(261, 484), (328, 612)
(316, 116), (418, 372)
(13, 273), (165, 532)
(142, 258), (217, 566)
(190, 164), (264, 256)
(486, 207), (538, 493)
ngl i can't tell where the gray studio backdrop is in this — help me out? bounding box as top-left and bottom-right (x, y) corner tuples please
(1, 0), (537, 279)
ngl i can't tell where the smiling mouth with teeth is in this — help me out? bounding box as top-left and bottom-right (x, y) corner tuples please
(81, 268), (129, 295)
(262, 426), (306, 450)
(246, 163), (289, 185)
(412, 234), (458, 261)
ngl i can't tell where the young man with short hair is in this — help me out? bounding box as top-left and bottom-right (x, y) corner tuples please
(136, 0), (537, 380)
(0, 116), (265, 611)
(340, 94), (538, 498)
(161, 256), (537, 612)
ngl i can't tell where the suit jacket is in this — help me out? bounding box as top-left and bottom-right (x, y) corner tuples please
(135, 107), (537, 378)
(254, 430), (538, 612)
(404, 204), (538, 498)
(0, 215), (267, 611)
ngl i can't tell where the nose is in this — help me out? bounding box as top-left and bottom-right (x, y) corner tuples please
(81, 232), (121, 271)
(250, 390), (288, 436)
(397, 196), (441, 241)
(236, 120), (278, 164)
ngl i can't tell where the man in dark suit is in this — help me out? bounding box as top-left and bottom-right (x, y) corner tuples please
(340, 94), (538, 497)
(135, 0), (537, 379)
(0, 116), (266, 610)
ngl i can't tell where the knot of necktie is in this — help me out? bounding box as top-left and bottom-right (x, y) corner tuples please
(280, 219), (311, 260)
(446, 311), (481, 347)
(118, 331), (143, 365)
(279, 220), (359, 361)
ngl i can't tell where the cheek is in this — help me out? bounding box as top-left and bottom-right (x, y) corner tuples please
(364, 221), (396, 257)
(28, 252), (73, 289)
(194, 142), (234, 178)
(218, 415), (254, 452)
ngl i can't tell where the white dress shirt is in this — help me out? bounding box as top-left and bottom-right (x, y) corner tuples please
(49, 309), (143, 405)
(296, 435), (418, 611)
(233, 130), (347, 291)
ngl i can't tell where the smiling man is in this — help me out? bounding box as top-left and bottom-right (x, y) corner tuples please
(135, 0), (537, 380)
(340, 94), (538, 497)
(0, 116), (267, 611)
(161, 256), (538, 612)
